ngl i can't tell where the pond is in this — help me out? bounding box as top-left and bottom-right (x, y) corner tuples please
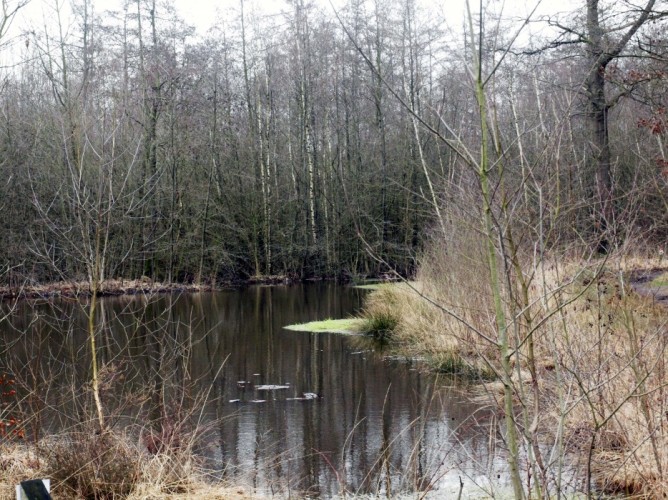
(1, 284), (524, 497)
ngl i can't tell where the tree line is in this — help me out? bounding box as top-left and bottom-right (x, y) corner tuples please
(0, 0), (666, 286)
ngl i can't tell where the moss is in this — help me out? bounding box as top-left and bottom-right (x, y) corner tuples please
(283, 318), (367, 334)
(284, 313), (399, 344)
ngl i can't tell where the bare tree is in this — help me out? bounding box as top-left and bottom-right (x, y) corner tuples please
(533, 0), (668, 251)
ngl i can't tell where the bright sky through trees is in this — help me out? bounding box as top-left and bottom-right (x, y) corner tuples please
(6, 0), (579, 47)
(0, 0), (585, 74)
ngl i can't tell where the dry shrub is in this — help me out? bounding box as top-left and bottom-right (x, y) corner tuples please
(509, 261), (668, 496)
(41, 429), (140, 499)
(362, 202), (668, 495)
(128, 429), (260, 499)
(0, 444), (44, 499)
(1, 430), (255, 499)
(565, 285), (668, 495)
(128, 450), (205, 498)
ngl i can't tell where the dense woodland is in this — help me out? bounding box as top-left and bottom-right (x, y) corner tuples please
(0, 0), (666, 286)
(1, 2), (668, 497)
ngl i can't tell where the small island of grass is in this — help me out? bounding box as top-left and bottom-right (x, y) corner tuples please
(283, 318), (367, 334)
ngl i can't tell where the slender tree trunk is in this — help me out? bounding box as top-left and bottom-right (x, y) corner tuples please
(240, 0), (265, 276)
(258, 67), (272, 275)
(374, 0), (388, 260)
(585, 1), (613, 252)
(199, 69), (219, 284)
(466, 1), (524, 496)
(89, 217), (105, 432)
(295, 0), (317, 248)
(584, 0), (659, 252)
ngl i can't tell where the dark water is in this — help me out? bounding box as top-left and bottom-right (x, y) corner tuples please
(0, 284), (506, 497)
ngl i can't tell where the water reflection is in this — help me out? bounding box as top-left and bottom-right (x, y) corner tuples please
(0, 284), (500, 497)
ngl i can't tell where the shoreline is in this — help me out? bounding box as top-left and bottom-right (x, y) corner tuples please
(356, 261), (668, 497)
(0, 275), (314, 301)
(0, 272), (405, 302)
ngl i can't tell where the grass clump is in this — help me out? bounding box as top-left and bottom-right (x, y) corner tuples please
(41, 429), (140, 499)
(358, 285), (400, 344)
(362, 309), (398, 343)
(0, 428), (261, 499)
(0, 444), (42, 499)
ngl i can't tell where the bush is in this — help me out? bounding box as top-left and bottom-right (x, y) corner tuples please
(41, 429), (140, 499)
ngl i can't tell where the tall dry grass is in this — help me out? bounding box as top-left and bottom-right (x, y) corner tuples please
(0, 431), (259, 499)
(361, 210), (500, 378)
(361, 229), (668, 496)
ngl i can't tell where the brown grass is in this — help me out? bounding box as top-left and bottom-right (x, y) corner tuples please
(0, 432), (262, 499)
(360, 241), (668, 496)
(361, 227), (501, 377)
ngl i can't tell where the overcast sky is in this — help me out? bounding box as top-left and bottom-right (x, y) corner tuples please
(0, 0), (581, 66)
(8, 0), (579, 36)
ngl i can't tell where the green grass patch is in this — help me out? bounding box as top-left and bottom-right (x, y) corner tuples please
(650, 272), (668, 287)
(284, 318), (367, 334)
(353, 282), (399, 291)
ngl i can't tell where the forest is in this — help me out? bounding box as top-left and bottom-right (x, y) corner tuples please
(1, 0), (668, 498)
(0, 0), (663, 288)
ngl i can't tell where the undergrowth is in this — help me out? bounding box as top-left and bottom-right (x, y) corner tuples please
(1, 428), (257, 499)
(357, 239), (668, 496)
